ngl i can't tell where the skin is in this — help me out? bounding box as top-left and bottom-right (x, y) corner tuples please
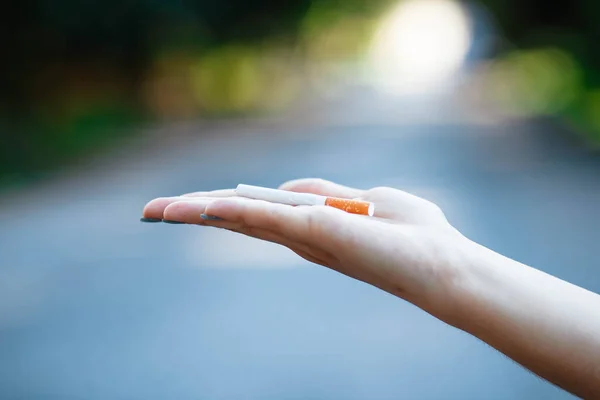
(143, 178), (600, 399)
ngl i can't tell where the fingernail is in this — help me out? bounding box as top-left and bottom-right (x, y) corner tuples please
(163, 220), (186, 224)
(140, 217), (162, 223)
(201, 214), (223, 221)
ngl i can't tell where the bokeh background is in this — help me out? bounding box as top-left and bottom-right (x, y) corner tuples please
(1, 0), (599, 398)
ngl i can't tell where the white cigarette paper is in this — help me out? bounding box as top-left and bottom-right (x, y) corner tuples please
(236, 184), (324, 206)
(235, 184), (375, 216)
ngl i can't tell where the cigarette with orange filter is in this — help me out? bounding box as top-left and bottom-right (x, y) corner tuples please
(235, 184), (375, 216)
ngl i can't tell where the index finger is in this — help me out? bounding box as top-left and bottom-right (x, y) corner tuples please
(143, 189), (237, 219)
(204, 197), (354, 250)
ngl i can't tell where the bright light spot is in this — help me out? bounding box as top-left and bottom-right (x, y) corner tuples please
(368, 0), (472, 95)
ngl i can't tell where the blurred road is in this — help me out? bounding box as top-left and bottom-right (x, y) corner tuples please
(1, 92), (599, 399)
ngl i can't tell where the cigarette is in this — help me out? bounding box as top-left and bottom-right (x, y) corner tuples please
(235, 184), (375, 216)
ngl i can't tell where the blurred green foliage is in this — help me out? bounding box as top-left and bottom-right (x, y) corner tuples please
(2, 0), (600, 185)
(481, 0), (600, 145)
(0, 0), (385, 184)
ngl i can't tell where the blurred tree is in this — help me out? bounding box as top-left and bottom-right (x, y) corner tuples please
(0, 0), (316, 181)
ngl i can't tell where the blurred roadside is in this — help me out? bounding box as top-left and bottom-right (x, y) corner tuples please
(1, 0), (600, 188)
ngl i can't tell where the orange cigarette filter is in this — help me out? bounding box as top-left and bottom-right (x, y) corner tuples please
(325, 197), (374, 216)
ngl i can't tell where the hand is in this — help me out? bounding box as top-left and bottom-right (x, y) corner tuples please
(143, 178), (600, 397)
(143, 178), (472, 322)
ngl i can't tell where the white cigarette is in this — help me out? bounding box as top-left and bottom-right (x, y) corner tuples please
(235, 184), (375, 216)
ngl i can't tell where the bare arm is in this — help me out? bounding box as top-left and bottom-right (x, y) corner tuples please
(142, 178), (600, 398)
(451, 239), (600, 398)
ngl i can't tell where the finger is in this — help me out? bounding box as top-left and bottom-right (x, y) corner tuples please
(165, 198), (359, 271)
(162, 199), (214, 224)
(279, 178), (363, 199)
(204, 197), (354, 251)
(173, 199), (340, 265)
(181, 189), (237, 198)
(145, 196), (234, 220)
(144, 188), (240, 219)
(143, 196), (192, 219)
(144, 192), (241, 220)
(161, 199), (334, 266)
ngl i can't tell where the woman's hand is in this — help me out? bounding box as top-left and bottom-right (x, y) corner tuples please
(143, 178), (600, 398)
(143, 178), (472, 322)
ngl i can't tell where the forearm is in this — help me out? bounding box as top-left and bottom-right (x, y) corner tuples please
(447, 239), (600, 398)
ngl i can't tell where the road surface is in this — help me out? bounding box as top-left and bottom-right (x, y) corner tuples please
(1, 93), (599, 399)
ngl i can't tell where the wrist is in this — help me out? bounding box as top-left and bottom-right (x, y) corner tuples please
(433, 235), (520, 332)
(415, 233), (495, 329)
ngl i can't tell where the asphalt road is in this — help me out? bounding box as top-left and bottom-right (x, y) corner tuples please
(1, 96), (599, 399)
